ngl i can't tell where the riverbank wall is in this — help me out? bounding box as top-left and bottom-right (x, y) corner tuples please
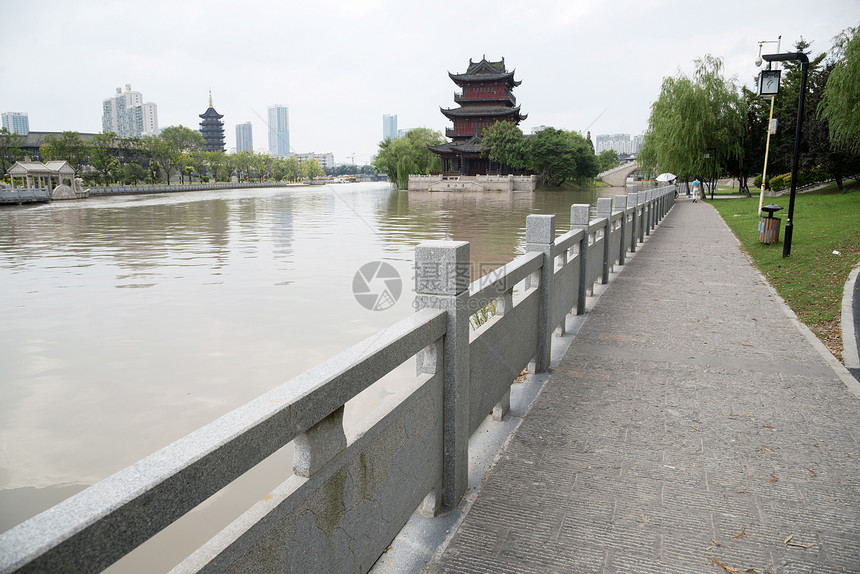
(408, 174), (537, 192)
(87, 181), (300, 196)
(0, 186), (675, 574)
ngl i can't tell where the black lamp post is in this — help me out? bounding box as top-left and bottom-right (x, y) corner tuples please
(761, 51), (809, 258)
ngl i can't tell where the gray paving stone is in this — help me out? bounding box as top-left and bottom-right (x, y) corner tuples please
(431, 199), (860, 574)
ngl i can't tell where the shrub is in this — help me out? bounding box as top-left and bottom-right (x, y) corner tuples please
(770, 173), (791, 191)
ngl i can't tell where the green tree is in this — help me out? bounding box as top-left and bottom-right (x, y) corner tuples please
(139, 136), (171, 183)
(204, 151), (230, 182)
(253, 153), (274, 181)
(88, 132), (120, 184)
(640, 55), (745, 194)
(280, 156), (301, 181)
(159, 125), (204, 183)
(766, 39), (826, 176)
(597, 149), (620, 173)
(121, 162), (147, 185)
(481, 120), (527, 169)
(300, 158), (325, 180)
(373, 128), (444, 188)
(396, 156), (418, 189)
(819, 26), (860, 155)
(160, 125), (204, 153)
(231, 150), (254, 182)
(0, 128), (25, 175)
(523, 128), (598, 187)
(40, 131), (88, 170)
(763, 37), (860, 192)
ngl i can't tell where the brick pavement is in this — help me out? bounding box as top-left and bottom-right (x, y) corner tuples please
(430, 198), (860, 574)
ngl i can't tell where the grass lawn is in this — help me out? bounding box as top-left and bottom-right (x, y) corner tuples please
(711, 180), (860, 361)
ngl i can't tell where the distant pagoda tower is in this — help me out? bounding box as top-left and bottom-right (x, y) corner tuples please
(199, 91), (225, 152)
(429, 56), (527, 176)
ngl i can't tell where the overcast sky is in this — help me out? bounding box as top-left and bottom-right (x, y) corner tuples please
(1, 0), (857, 164)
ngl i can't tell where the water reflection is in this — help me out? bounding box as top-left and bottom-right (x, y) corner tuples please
(0, 182), (625, 570)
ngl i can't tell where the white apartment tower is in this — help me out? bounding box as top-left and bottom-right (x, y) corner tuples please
(235, 122), (253, 152)
(267, 105), (290, 156)
(102, 85), (159, 138)
(2, 112), (30, 135)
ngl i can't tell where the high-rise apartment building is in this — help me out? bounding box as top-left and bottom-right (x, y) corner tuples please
(595, 133), (643, 155)
(292, 152), (334, 171)
(267, 105), (290, 156)
(235, 122), (253, 152)
(102, 85), (159, 138)
(383, 114), (397, 141)
(2, 112), (30, 135)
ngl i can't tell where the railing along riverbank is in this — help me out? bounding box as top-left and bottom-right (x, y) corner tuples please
(0, 188), (51, 204)
(0, 186), (676, 574)
(87, 181), (298, 196)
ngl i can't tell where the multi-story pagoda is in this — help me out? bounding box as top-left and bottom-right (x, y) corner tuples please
(429, 57), (527, 176)
(199, 91), (225, 152)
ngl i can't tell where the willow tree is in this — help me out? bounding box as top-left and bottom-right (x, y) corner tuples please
(819, 26), (860, 155)
(372, 128), (443, 189)
(640, 55), (745, 195)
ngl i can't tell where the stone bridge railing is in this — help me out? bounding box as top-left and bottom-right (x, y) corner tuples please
(597, 161), (638, 187)
(0, 186), (676, 574)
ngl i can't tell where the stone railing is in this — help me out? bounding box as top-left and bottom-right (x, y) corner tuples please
(0, 187), (675, 574)
(88, 181), (296, 196)
(408, 174), (537, 192)
(0, 188), (51, 204)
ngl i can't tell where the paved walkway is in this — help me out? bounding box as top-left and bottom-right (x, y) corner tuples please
(430, 198), (860, 574)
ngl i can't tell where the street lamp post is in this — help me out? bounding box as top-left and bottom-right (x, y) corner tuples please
(756, 37), (781, 215)
(761, 51), (809, 258)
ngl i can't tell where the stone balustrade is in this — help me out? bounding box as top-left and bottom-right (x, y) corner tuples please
(408, 174), (537, 192)
(0, 186), (675, 574)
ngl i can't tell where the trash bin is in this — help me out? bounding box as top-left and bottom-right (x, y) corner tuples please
(758, 204), (783, 244)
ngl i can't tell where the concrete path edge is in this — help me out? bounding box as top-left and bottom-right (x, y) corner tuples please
(842, 261), (860, 378)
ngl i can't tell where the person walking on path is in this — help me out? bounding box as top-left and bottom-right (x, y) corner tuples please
(430, 199), (860, 574)
(692, 177), (701, 202)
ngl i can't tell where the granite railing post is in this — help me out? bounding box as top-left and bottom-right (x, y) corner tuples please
(661, 187), (667, 220)
(491, 278), (515, 421)
(414, 240), (471, 508)
(637, 191), (647, 243)
(571, 204), (590, 314)
(645, 191), (651, 234)
(627, 192), (638, 252)
(596, 197), (612, 284)
(643, 190), (651, 235)
(525, 214), (555, 373)
(649, 190), (657, 231)
(293, 407), (347, 478)
(614, 195), (628, 266)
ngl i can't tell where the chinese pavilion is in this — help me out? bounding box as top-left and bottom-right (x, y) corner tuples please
(429, 57), (527, 176)
(199, 91), (225, 152)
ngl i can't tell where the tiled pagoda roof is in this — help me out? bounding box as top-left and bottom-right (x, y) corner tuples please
(448, 56), (521, 87)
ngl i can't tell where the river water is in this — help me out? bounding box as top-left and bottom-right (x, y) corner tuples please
(0, 181), (624, 571)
